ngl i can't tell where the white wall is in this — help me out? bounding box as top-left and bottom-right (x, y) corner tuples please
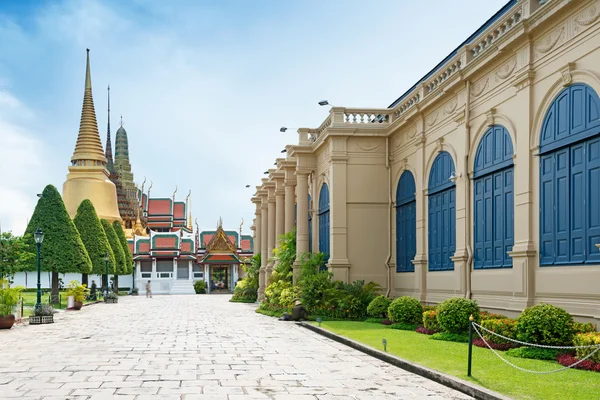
(11, 272), (134, 290)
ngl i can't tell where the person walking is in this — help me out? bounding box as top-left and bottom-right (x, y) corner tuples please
(146, 280), (152, 298)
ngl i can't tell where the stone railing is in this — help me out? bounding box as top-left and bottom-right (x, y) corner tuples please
(394, 93), (420, 118)
(308, 115), (332, 142)
(471, 5), (523, 59)
(426, 58), (462, 94)
(343, 108), (392, 124)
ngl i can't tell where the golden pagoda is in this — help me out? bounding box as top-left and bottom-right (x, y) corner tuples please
(62, 49), (121, 223)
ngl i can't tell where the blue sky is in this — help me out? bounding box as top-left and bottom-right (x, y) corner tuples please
(0, 0), (508, 235)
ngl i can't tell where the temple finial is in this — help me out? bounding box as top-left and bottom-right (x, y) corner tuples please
(120, 115), (123, 127)
(105, 85), (114, 173)
(70, 48), (106, 164)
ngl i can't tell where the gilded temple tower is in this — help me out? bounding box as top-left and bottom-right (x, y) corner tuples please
(62, 49), (121, 222)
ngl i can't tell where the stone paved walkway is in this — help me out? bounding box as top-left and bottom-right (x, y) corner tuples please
(0, 295), (472, 400)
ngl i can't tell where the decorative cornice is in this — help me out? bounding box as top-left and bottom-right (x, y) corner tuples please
(485, 108), (496, 127)
(558, 62), (576, 87)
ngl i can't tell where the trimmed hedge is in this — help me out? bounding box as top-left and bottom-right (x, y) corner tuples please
(516, 303), (574, 346)
(574, 332), (600, 364)
(422, 310), (441, 332)
(388, 296), (423, 324)
(367, 295), (391, 318)
(481, 318), (517, 345)
(74, 200), (114, 276)
(436, 297), (480, 334)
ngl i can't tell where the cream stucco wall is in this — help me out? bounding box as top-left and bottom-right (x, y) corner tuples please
(255, 0), (600, 320)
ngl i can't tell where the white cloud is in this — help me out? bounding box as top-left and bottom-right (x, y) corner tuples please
(0, 90), (48, 234)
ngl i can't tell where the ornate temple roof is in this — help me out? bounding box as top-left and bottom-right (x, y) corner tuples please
(71, 49), (107, 165)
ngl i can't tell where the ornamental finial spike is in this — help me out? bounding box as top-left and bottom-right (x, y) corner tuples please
(469, 314), (474, 322)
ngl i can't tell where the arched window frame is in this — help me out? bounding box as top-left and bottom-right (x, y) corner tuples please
(308, 194), (313, 253)
(396, 170), (416, 273)
(539, 83), (600, 266)
(428, 151), (456, 271)
(473, 125), (514, 269)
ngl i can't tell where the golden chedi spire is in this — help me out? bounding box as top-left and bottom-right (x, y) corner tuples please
(62, 49), (121, 223)
(71, 49), (107, 165)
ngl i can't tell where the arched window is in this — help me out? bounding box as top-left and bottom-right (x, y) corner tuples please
(539, 83), (600, 265)
(308, 194), (313, 253)
(396, 171), (416, 273)
(473, 125), (514, 269)
(318, 184), (330, 267)
(428, 151), (456, 271)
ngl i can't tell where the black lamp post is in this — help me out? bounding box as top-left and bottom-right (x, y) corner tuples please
(104, 251), (109, 298)
(33, 227), (44, 311)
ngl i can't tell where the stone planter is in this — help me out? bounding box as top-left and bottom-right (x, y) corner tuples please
(0, 315), (15, 329)
(104, 298), (118, 304)
(29, 315), (54, 325)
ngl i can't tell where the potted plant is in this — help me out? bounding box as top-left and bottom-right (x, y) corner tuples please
(66, 280), (89, 310)
(104, 291), (118, 304)
(0, 279), (23, 329)
(131, 287), (139, 296)
(29, 304), (54, 325)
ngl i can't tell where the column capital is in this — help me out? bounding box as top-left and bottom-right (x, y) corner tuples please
(296, 167), (313, 176)
(284, 179), (297, 187)
(275, 189), (285, 197)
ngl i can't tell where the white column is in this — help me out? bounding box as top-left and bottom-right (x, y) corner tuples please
(173, 258), (178, 279)
(294, 170), (310, 283)
(188, 260), (193, 281)
(152, 258), (157, 279)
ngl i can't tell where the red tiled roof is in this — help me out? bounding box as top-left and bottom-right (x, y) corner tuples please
(181, 241), (193, 253)
(154, 237), (177, 249)
(173, 202), (185, 220)
(138, 242), (150, 253)
(227, 235), (236, 246)
(241, 239), (251, 251)
(128, 242), (134, 253)
(203, 234), (213, 246)
(147, 199), (172, 215)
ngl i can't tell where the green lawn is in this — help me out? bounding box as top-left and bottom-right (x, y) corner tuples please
(20, 291), (100, 310)
(316, 321), (600, 400)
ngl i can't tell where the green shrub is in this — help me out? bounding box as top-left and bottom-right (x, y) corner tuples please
(0, 279), (23, 316)
(264, 280), (293, 305)
(193, 280), (206, 294)
(423, 305), (437, 312)
(436, 297), (480, 334)
(280, 285), (302, 308)
(506, 347), (563, 360)
(364, 317), (385, 324)
(390, 323), (418, 331)
(367, 295), (391, 318)
(117, 291), (128, 296)
(430, 332), (470, 343)
(516, 303), (574, 346)
(422, 310), (441, 332)
(573, 332), (600, 364)
(573, 322), (597, 334)
(387, 296), (423, 324)
(65, 280), (90, 302)
(481, 318), (517, 345)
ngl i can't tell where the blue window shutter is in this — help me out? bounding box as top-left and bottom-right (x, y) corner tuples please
(570, 144), (585, 262)
(318, 184), (330, 268)
(555, 149), (570, 264)
(428, 152), (456, 271)
(473, 125), (514, 269)
(396, 171), (416, 273)
(540, 154), (556, 265)
(587, 138), (600, 263)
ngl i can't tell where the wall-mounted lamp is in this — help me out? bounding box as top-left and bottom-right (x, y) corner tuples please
(449, 172), (462, 183)
(245, 185), (250, 188)
(280, 126), (288, 132)
(263, 171), (269, 175)
(318, 100), (330, 106)
(280, 149), (287, 153)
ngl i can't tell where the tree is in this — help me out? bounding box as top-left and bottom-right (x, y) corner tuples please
(73, 200), (114, 286)
(112, 221), (133, 276)
(0, 232), (34, 283)
(101, 219), (125, 291)
(23, 185), (92, 302)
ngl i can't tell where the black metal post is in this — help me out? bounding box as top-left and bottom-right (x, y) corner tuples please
(35, 241), (42, 310)
(105, 257), (109, 298)
(467, 314), (474, 377)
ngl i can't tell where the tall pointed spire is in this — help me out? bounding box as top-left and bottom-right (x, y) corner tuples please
(71, 48), (107, 165)
(105, 85), (115, 173)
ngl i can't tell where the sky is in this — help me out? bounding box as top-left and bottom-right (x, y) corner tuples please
(0, 0), (508, 236)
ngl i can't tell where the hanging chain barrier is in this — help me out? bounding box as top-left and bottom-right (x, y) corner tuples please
(468, 320), (600, 375)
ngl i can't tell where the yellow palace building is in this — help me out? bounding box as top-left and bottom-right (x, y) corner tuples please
(251, 0), (600, 321)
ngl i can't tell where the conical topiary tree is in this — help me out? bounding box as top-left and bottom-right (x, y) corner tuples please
(112, 221), (133, 276)
(23, 185), (92, 303)
(101, 219), (125, 291)
(73, 199), (114, 286)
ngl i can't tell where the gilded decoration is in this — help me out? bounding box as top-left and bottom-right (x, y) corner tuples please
(535, 26), (565, 54)
(355, 138), (382, 152)
(206, 226), (237, 253)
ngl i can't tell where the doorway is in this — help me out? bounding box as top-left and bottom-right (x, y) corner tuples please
(210, 266), (230, 292)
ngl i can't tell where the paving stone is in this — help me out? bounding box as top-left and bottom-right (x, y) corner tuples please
(0, 295), (472, 399)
